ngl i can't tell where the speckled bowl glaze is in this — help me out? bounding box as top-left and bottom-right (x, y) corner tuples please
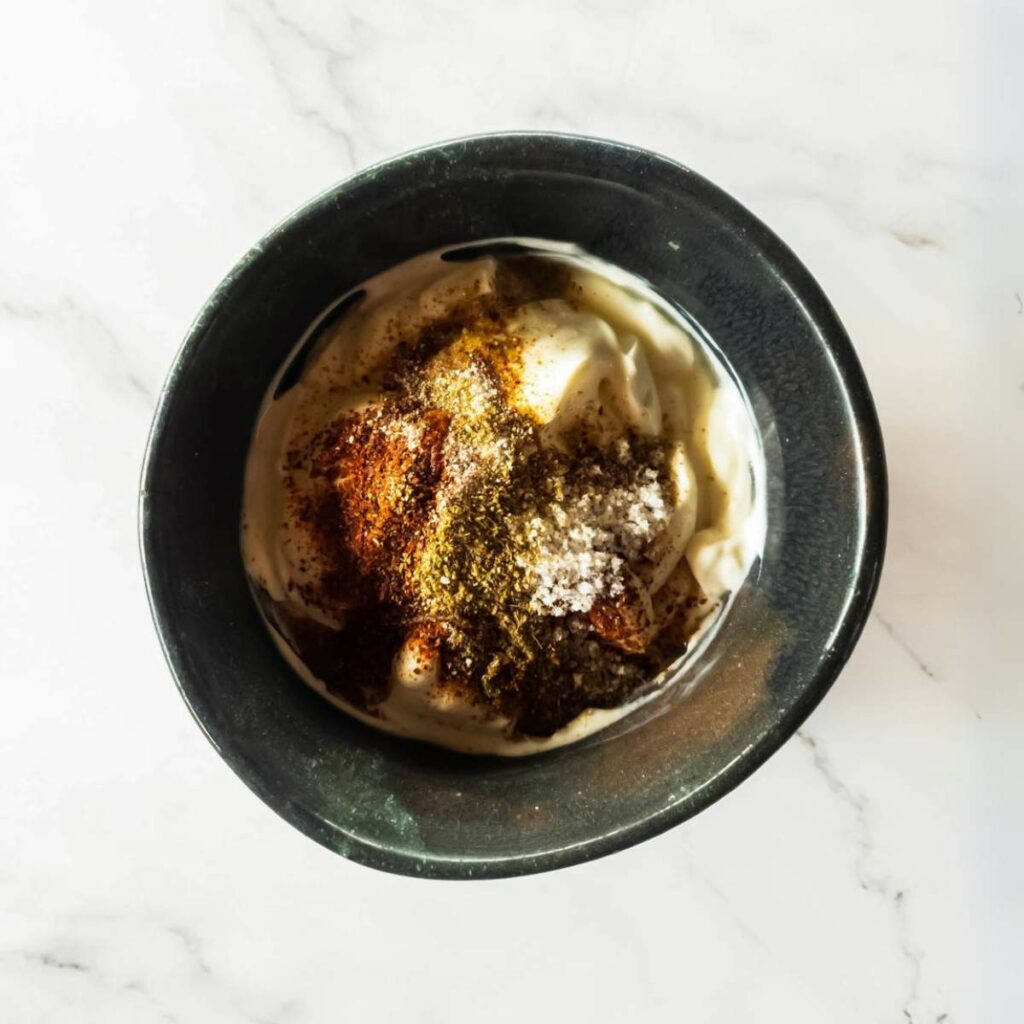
(140, 133), (886, 879)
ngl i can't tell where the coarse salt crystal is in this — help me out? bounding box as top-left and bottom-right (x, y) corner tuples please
(518, 453), (669, 615)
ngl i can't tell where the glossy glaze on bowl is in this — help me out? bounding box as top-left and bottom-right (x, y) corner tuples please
(140, 133), (886, 879)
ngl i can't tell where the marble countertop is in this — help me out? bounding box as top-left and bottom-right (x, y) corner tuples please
(2, 1), (1020, 1020)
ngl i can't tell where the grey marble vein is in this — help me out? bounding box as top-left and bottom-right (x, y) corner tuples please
(796, 730), (927, 1023)
(164, 924), (212, 977)
(26, 951), (88, 972)
(891, 229), (943, 250)
(0, 294), (156, 406)
(744, 181), (951, 254)
(4, 924), (281, 1024)
(11, 948), (178, 1022)
(676, 845), (774, 955)
(873, 612), (937, 680)
(226, 0), (363, 167)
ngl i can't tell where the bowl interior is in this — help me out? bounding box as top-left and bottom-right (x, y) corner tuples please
(141, 134), (885, 878)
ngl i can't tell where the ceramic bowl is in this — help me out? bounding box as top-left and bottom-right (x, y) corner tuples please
(140, 132), (886, 878)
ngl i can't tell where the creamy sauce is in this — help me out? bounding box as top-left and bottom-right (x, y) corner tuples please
(242, 240), (765, 755)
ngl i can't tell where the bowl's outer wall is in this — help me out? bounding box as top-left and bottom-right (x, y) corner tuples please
(141, 134), (886, 878)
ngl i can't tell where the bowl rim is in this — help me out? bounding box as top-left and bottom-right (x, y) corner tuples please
(139, 130), (888, 879)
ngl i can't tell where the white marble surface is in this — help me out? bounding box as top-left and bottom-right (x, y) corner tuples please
(1, 1), (1021, 1020)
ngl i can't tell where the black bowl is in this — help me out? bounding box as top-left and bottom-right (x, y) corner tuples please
(140, 132), (886, 879)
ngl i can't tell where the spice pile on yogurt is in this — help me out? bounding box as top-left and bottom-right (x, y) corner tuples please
(242, 242), (764, 754)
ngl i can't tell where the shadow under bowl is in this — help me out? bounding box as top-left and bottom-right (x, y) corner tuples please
(140, 132), (887, 879)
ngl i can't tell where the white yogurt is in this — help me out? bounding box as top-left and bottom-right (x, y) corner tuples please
(242, 240), (765, 754)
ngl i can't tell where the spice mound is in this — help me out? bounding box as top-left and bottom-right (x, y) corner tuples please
(242, 245), (762, 754)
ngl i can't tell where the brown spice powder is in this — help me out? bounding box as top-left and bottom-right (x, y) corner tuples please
(273, 256), (704, 736)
